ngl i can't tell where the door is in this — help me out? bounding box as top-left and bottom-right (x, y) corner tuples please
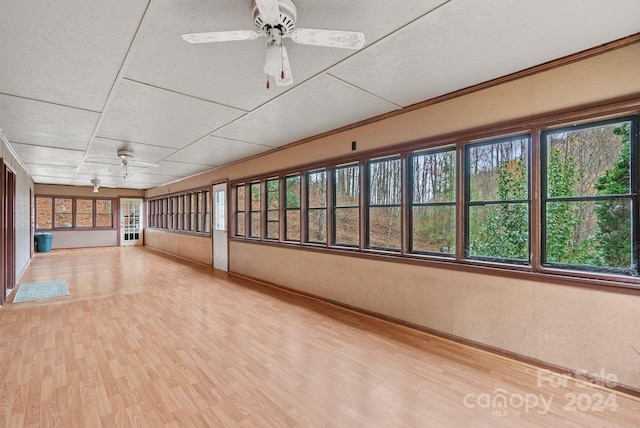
(120, 198), (143, 246)
(212, 183), (228, 271)
(1, 163), (16, 303)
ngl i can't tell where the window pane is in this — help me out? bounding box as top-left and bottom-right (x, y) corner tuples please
(468, 203), (529, 261)
(412, 150), (456, 203)
(214, 190), (225, 231)
(236, 185), (246, 237)
(286, 175), (300, 208)
(468, 137), (529, 202)
(334, 207), (359, 247)
(266, 178), (279, 240)
(335, 164), (359, 206)
(237, 212), (246, 236)
(76, 199), (94, 228)
(368, 158), (401, 205)
(546, 199), (632, 270)
(250, 183), (261, 238)
(307, 170), (326, 243)
(96, 199), (113, 227)
(285, 175), (300, 241)
(285, 210), (300, 241)
(36, 197), (53, 229)
(54, 198), (73, 228)
(190, 194), (196, 231)
(412, 205), (455, 254)
(545, 121), (631, 198)
(308, 209), (326, 243)
(368, 206), (401, 249)
(368, 157), (401, 250)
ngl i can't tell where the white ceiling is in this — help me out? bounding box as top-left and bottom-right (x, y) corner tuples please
(1, 0), (639, 190)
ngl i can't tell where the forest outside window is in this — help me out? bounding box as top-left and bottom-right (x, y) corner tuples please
(409, 148), (456, 256)
(36, 197), (114, 230)
(334, 163), (360, 247)
(285, 175), (301, 241)
(266, 178), (279, 240)
(236, 184), (246, 237)
(229, 107), (640, 285)
(367, 156), (402, 251)
(541, 117), (638, 274)
(307, 169), (327, 244)
(465, 135), (531, 263)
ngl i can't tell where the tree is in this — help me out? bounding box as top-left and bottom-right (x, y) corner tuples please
(593, 124), (631, 269)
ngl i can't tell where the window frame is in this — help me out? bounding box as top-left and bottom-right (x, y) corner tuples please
(333, 163), (361, 248)
(540, 115), (639, 275)
(35, 196), (116, 230)
(365, 155), (403, 252)
(146, 188), (212, 237)
(226, 100), (640, 290)
(306, 169), (328, 245)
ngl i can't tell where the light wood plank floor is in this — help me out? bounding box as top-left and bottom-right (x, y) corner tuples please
(0, 247), (638, 427)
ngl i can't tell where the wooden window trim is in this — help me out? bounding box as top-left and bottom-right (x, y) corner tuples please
(35, 195), (116, 231)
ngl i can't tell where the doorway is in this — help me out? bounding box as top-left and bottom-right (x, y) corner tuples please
(1, 163), (16, 303)
(120, 198), (143, 246)
(212, 183), (228, 272)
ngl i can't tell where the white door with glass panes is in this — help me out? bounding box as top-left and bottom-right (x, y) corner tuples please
(120, 198), (143, 246)
(212, 183), (228, 271)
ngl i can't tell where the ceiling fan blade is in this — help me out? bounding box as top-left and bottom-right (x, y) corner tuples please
(275, 46), (293, 86)
(182, 30), (260, 44)
(255, 0), (281, 26)
(131, 161), (158, 168)
(290, 28), (365, 49)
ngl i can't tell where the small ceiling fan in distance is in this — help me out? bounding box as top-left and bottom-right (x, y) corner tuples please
(181, 0), (365, 88)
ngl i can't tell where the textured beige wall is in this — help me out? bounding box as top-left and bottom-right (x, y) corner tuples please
(48, 230), (118, 249)
(144, 229), (212, 266)
(229, 241), (640, 391)
(145, 42), (640, 390)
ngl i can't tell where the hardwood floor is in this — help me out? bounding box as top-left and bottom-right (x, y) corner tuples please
(0, 247), (638, 427)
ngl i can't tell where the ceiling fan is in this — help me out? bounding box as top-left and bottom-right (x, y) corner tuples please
(182, 0), (365, 88)
(117, 150), (157, 178)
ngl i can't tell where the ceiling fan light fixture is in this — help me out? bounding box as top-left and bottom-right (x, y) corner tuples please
(91, 179), (100, 193)
(264, 41), (282, 77)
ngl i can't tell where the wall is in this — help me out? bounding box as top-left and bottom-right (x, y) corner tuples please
(146, 41), (640, 391)
(144, 229), (212, 266)
(0, 130), (34, 283)
(35, 184), (144, 249)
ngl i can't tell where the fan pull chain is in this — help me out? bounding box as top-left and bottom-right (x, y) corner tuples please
(281, 45), (285, 79)
(266, 75), (270, 89)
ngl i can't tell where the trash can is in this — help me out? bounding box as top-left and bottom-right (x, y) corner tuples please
(34, 232), (53, 253)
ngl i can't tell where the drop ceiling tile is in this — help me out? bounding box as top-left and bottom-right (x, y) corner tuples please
(124, 173), (182, 186)
(214, 74), (398, 147)
(30, 176), (74, 185)
(152, 161), (213, 177)
(72, 175), (124, 187)
(330, 0), (640, 107)
(25, 164), (78, 178)
(9, 143), (85, 167)
(0, 0), (148, 111)
(85, 137), (176, 165)
(167, 136), (271, 166)
(124, 0), (446, 111)
(77, 162), (145, 178)
(97, 80), (246, 149)
(0, 94), (99, 150)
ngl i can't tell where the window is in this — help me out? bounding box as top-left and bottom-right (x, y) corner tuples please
(409, 148), (456, 255)
(204, 191), (211, 234)
(189, 194), (196, 232)
(285, 175), (301, 241)
(250, 182), (261, 238)
(236, 184), (246, 237)
(75, 199), (94, 228)
(266, 178), (279, 240)
(465, 135), (530, 263)
(307, 169), (327, 244)
(214, 190), (225, 232)
(35, 197), (113, 229)
(197, 192), (204, 232)
(542, 117), (637, 273)
(96, 200), (112, 228)
(35, 197), (53, 229)
(228, 106), (640, 285)
(334, 163), (360, 247)
(367, 156), (402, 251)
(54, 198), (73, 228)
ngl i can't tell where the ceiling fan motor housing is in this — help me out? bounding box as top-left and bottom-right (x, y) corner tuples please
(253, 0), (297, 34)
